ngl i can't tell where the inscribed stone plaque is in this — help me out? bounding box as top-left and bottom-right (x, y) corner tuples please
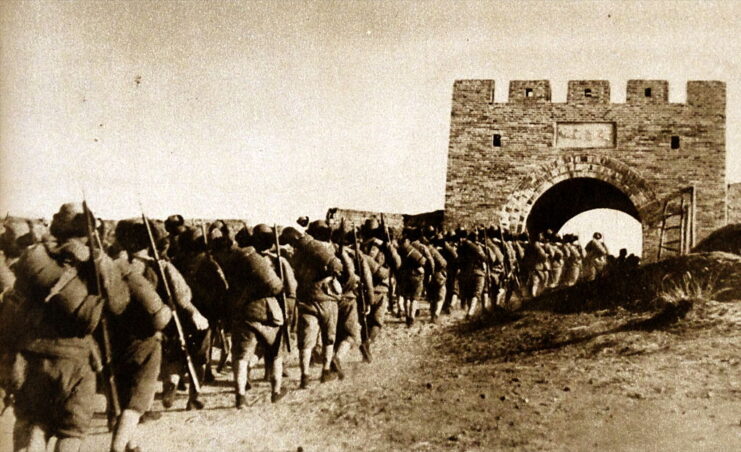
(555, 122), (616, 148)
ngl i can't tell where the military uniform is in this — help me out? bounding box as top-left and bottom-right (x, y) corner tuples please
(170, 227), (229, 406)
(284, 222), (343, 388)
(224, 224), (295, 407)
(457, 235), (487, 317)
(523, 236), (549, 299)
(584, 234), (609, 281)
(425, 239), (448, 322)
(333, 228), (375, 369)
(362, 236), (396, 341)
(561, 237), (584, 287)
(547, 241), (565, 289)
(8, 203), (128, 452)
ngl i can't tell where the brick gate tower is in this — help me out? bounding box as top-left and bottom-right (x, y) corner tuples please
(444, 80), (726, 262)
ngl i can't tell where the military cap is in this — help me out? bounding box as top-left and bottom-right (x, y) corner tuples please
(165, 214), (185, 234)
(252, 224), (274, 250)
(50, 203), (87, 239)
(279, 226), (303, 246)
(307, 220), (331, 241)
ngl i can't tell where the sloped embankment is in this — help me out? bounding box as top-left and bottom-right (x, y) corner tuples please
(692, 223), (741, 255)
(526, 252), (741, 313)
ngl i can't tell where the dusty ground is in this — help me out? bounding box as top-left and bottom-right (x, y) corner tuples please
(1, 298), (739, 452)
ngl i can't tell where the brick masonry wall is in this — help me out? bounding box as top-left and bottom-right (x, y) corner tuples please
(728, 183), (741, 224)
(326, 208), (405, 230)
(444, 80), (726, 262)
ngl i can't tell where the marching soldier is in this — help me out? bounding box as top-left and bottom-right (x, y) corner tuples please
(584, 232), (609, 281)
(168, 227), (229, 405)
(330, 223), (373, 371)
(360, 219), (399, 344)
(397, 228), (427, 327)
(212, 224), (293, 408)
(109, 219), (174, 452)
(546, 236), (565, 290)
(281, 222), (343, 388)
(164, 215), (187, 261)
(153, 223), (210, 412)
(4, 203), (129, 452)
(523, 233), (549, 299)
(456, 230), (487, 318)
(561, 234), (584, 287)
(440, 230), (461, 315)
(424, 231), (448, 323)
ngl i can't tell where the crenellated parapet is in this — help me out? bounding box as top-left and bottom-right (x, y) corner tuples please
(450, 79), (726, 107)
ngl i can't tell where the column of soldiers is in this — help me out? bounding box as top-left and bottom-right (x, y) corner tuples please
(0, 204), (615, 452)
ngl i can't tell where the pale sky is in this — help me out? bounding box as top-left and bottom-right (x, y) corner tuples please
(1, 0), (739, 227)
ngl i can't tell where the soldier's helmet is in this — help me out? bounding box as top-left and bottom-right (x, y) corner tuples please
(423, 225), (436, 239)
(50, 203), (87, 239)
(115, 218), (165, 253)
(296, 216), (310, 228)
(361, 217), (381, 239)
(593, 232), (602, 240)
(165, 214), (185, 235)
(279, 226), (303, 246)
(307, 220), (331, 242)
(331, 221), (353, 245)
(180, 226), (206, 253)
(251, 224), (274, 251)
(1, 219), (32, 257)
(454, 226), (466, 240)
(235, 225), (253, 248)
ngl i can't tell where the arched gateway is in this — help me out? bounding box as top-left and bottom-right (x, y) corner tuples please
(500, 153), (657, 234)
(444, 79), (727, 262)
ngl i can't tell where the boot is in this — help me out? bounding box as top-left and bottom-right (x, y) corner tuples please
(359, 342), (373, 363)
(270, 387), (288, 404)
(186, 396), (204, 411)
(320, 368), (336, 383)
(204, 367), (216, 384)
(139, 411), (161, 424)
(235, 393), (246, 410)
(331, 356), (345, 380)
(300, 374), (310, 389)
(161, 382), (176, 409)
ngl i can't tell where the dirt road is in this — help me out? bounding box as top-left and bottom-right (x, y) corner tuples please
(1, 300), (739, 451)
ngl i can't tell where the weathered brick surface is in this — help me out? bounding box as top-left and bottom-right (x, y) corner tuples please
(728, 183), (741, 223)
(444, 80), (727, 262)
(326, 208), (405, 230)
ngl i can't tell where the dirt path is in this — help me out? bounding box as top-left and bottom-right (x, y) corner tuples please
(1, 301), (739, 451)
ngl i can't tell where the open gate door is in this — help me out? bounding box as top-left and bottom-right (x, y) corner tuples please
(657, 186), (696, 260)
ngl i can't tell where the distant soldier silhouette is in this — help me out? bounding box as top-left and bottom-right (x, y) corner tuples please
(584, 232), (609, 281)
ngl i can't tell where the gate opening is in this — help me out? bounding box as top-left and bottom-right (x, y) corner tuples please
(525, 177), (643, 256)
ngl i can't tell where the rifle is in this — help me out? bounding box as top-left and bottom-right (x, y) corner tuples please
(481, 228), (493, 310)
(200, 221), (231, 374)
(352, 225), (371, 353)
(379, 214), (397, 304)
(273, 224), (291, 353)
(141, 212), (201, 394)
(81, 200), (120, 432)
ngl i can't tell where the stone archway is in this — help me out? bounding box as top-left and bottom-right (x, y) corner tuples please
(500, 153), (658, 233)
